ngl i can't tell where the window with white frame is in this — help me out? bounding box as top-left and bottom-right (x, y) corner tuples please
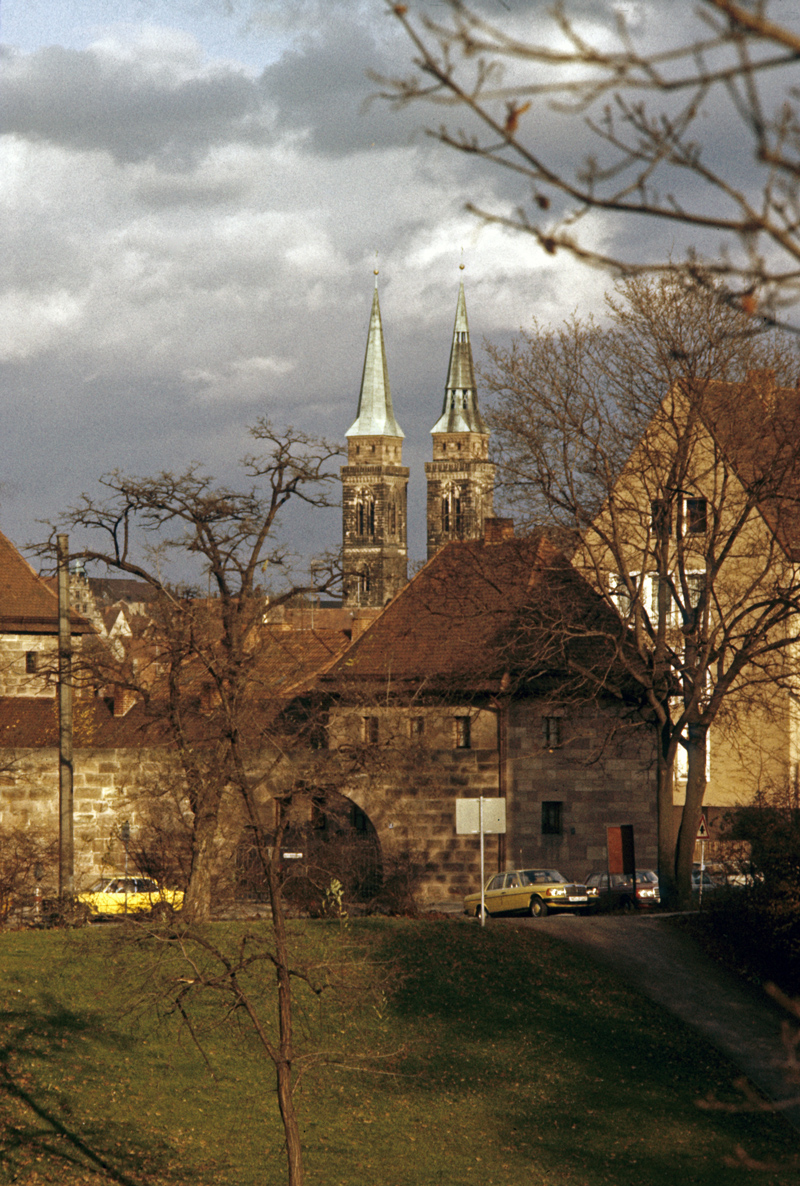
(684, 497), (708, 536)
(646, 573), (683, 626)
(670, 694), (711, 781)
(611, 571), (705, 628)
(609, 574), (632, 617)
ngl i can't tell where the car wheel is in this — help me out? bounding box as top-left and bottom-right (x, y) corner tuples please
(619, 896), (634, 914)
(475, 905), (489, 920)
(529, 896), (548, 918)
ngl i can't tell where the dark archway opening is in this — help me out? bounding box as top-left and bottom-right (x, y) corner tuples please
(235, 789), (383, 913)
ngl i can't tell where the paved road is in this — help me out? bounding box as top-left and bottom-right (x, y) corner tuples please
(513, 912), (800, 1132)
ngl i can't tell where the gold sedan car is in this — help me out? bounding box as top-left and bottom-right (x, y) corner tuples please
(78, 876), (184, 917)
(464, 869), (590, 919)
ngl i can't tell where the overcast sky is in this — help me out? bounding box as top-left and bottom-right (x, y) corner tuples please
(0, 0), (720, 581)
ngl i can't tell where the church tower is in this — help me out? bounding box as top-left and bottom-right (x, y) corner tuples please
(341, 279), (409, 609)
(425, 281), (495, 559)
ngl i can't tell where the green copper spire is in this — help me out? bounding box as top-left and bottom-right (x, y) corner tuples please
(346, 279), (404, 439)
(431, 282), (486, 435)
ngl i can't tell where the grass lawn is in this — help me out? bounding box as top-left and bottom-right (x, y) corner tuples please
(1, 917), (798, 1186)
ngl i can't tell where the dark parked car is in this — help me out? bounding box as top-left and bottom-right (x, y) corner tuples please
(692, 868), (723, 897)
(585, 870), (661, 911)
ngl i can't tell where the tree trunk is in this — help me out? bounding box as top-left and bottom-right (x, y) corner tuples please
(268, 803), (305, 1186)
(674, 725), (707, 908)
(182, 785), (223, 922)
(656, 718), (679, 908)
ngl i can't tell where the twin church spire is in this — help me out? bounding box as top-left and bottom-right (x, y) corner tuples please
(341, 277), (495, 610)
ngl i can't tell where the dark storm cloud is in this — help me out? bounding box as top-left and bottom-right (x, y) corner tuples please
(0, 43), (276, 168)
(258, 16), (424, 156)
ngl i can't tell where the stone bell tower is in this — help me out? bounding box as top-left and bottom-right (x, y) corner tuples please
(425, 281), (495, 559)
(341, 279), (409, 609)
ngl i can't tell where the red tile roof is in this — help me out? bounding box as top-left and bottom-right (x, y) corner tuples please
(0, 530), (92, 634)
(0, 696), (166, 748)
(253, 627), (353, 695)
(326, 534), (621, 695)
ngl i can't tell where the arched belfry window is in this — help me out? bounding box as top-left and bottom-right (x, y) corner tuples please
(356, 489), (376, 540)
(442, 485), (464, 537)
(388, 491), (399, 537)
(358, 566), (371, 602)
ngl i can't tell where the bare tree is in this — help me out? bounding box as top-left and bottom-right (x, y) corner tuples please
(118, 785), (399, 1186)
(381, 1), (800, 328)
(42, 419), (342, 923)
(37, 421), (351, 1184)
(481, 276), (800, 905)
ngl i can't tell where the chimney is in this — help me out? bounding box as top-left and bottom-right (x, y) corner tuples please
(483, 517), (515, 544)
(351, 607), (381, 641)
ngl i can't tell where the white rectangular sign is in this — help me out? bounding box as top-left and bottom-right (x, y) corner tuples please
(456, 798), (507, 835)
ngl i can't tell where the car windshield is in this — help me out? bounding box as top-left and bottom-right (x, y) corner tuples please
(636, 871), (658, 884)
(520, 870), (568, 885)
(106, 879), (140, 893)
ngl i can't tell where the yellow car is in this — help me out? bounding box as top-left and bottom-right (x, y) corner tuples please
(78, 876), (184, 917)
(464, 868), (590, 919)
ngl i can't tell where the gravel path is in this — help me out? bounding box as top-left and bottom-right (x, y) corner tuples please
(515, 912), (800, 1132)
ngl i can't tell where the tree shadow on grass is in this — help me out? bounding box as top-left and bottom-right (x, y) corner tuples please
(374, 920), (800, 1186)
(0, 1000), (183, 1185)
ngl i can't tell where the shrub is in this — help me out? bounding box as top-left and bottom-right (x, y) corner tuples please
(0, 826), (58, 927)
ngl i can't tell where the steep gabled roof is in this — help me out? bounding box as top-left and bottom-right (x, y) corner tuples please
(0, 530), (91, 635)
(696, 371), (800, 560)
(254, 627), (352, 696)
(325, 532), (627, 696)
(88, 577), (162, 606)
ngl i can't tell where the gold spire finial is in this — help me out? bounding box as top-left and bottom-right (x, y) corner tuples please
(459, 247), (465, 272)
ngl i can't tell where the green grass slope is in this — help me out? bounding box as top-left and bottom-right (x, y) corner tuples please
(0, 918), (797, 1186)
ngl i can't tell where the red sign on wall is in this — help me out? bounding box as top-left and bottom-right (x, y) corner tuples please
(607, 825), (636, 876)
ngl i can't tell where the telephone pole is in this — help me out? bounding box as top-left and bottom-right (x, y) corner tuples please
(57, 534), (73, 900)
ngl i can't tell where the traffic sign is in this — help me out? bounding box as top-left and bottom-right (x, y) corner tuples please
(456, 798), (506, 835)
(697, 814), (709, 840)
